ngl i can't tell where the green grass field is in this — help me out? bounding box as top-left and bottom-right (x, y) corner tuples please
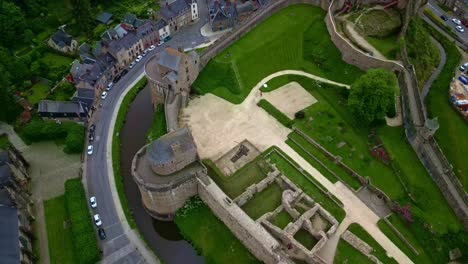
(27, 83), (50, 105)
(44, 196), (77, 264)
(146, 104), (166, 143)
(194, 4), (363, 104)
(175, 197), (261, 264)
(271, 210), (293, 229)
(334, 238), (375, 264)
(41, 52), (74, 69)
(242, 183), (283, 220)
(294, 229), (318, 250)
(347, 224), (398, 264)
(204, 157), (272, 199)
(0, 135), (9, 150)
(366, 34), (400, 59)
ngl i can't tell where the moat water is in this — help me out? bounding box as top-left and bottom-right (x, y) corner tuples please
(120, 86), (204, 264)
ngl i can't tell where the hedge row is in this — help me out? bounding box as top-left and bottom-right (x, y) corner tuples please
(257, 99), (293, 128)
(64, 179), (100, 264)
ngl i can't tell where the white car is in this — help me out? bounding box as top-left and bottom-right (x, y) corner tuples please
(105, 82), (113, 91)
(87, 145), (93, 155)
(142, 49), (148, 57)
(157, 40), (164, 46)
(452, 18), (461, 25)
(101, 91), (108, 99)
(456, 25), (465, 33)
(90, 197), (97, 208)
(93, 214), (102, 226)
(149, 45), (155, 51)
(129, 61), (136, 69)
(136, 55), (143, 62)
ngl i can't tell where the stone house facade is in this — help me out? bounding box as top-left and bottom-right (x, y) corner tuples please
(160, 0), (199, 33)
(48, 29), (78, 54)
(0, 149), (34, 264)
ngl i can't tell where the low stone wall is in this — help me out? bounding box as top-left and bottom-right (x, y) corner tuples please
(197, 176), (294, 264)
(342, 230), (383, 264)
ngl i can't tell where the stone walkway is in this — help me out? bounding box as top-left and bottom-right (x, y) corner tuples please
(344, 21), (386, 60)
(184, 70), (413, 264)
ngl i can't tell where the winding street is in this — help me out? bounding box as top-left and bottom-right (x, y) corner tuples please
(83, 10), (215, 263)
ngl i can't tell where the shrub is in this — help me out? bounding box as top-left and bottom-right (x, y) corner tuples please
(258, 99), (293, 128)
(64, 123), (85, 153)
(64, 179), (100, 264)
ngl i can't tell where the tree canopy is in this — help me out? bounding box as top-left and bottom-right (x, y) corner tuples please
(348, 68), (398, 125)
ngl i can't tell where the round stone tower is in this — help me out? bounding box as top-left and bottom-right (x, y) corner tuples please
(132, 127), (206, 220)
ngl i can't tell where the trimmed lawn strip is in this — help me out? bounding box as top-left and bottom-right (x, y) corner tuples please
(258, 99), (293, 128)
(424, 22), (468, 191)
(334, 238), (374, 264)
(175, 197), (261, 264)
(272, 210), (293, 229)
(194, 4), (363, 104)
(266, 147), (346, 222)
(203, 157), (272, 199)
(241, 183), (283, 220)
(287, 133), (362, 190)
(44, 196), (76, 264)
(27, 83), (50, 105)
(347, 224), (398, 264)
(146, 103), (166, 143)
(112, 77), (147, 229)
(0, 134), (10, 149)
(365, 34), (400, 59)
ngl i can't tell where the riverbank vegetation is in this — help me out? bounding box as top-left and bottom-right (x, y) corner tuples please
(146, 104), (166, 143)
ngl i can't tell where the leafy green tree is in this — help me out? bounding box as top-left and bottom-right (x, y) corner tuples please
(0, 65), (21, 123)
(0, 1), (26, 48)
(348, 68), (398, 125)
(72, 0), (93, 36)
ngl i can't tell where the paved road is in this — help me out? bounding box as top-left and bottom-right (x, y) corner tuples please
(426, 0), (468, 43)
(84, 11), (213, 263)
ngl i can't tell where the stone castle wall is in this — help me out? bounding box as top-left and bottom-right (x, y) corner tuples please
(197, 176), (294, 264)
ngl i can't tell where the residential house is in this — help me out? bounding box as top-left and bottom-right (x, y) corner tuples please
(96, 12), (113, 24)
(160, 0), (199, 33)
(37, 100), (87, 123)
(137, 21), (159, 49)
(0, 149), (34, 264)
(156, 19), (171, 41)
(47, 29), (78, 54)
(209, 0), (238, 31)
(105, 29), (144, 68)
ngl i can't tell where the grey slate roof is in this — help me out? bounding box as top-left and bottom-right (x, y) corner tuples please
(160, 0), (190, 20)
(155, 19), (168, 30)
(147, 127), (196, 165)
(96, 12), (113, 24)
(157, 48), (181, 71)
(136, 21), (156, 38)
(38, 100), (85, 114)
(237, 0), (254, 14)
(51, 30), (73, 47)
(163, 71), (178, 83)
(123, 13), (137, 25)
(0, 190), (20, 264)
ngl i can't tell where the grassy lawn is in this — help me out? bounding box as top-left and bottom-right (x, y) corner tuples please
(242, 183), (283, 220)
(47, 82), (76, 101)
(294, 229), (318, 250)
(175, 197), (260, 264)
(0, 135), (10, 150)
(204, 157), (272, 199)
(258, 99), (293, 128)
(41, 52), (74, 69)
(271, 210), (293, 229)
(194, 4), (363, 104)
(334, 238), (374, 264)
(266, 147), (346, 222)
(26, 83), (50, 105)
(365, 34), (400, 59)
(347, 224), (398, 264)
(44, 196), (76, 264)
(424, 23), (468, 191)
(146, 104), (166, 143)
(113, 77), (148, 229)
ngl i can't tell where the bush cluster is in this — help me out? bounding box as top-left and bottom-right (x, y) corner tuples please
(258, 99), (293, 128)
(64, 179), (100, 264)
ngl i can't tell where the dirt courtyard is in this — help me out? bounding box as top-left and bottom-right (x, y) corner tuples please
(263, 81), (317, 119)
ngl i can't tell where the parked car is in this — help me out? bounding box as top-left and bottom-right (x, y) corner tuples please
(157, 40), (164, 46)
(456, 25), (465, 32)
(98, 228), (106, 240)
(101, 91), (108, 99)
(441, 15), (448, 21)
(163, 36), (171, 42)
(89, 124), (96, 133)
(149, 45), (156, 51)
(122, 69), (129, 75)
(93, 214), (102, 226)
(106, 82), (113, 91)
(114, 74), (121, 83)
(452, 18), (461, 25)
(88, 133), (94, 142)
(136, 55), (143, 62)
(90, 196), (97, 208)
(142, 49), (148, 57)
(87, 145), (93, 155)
(129, 61), (136, 69)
